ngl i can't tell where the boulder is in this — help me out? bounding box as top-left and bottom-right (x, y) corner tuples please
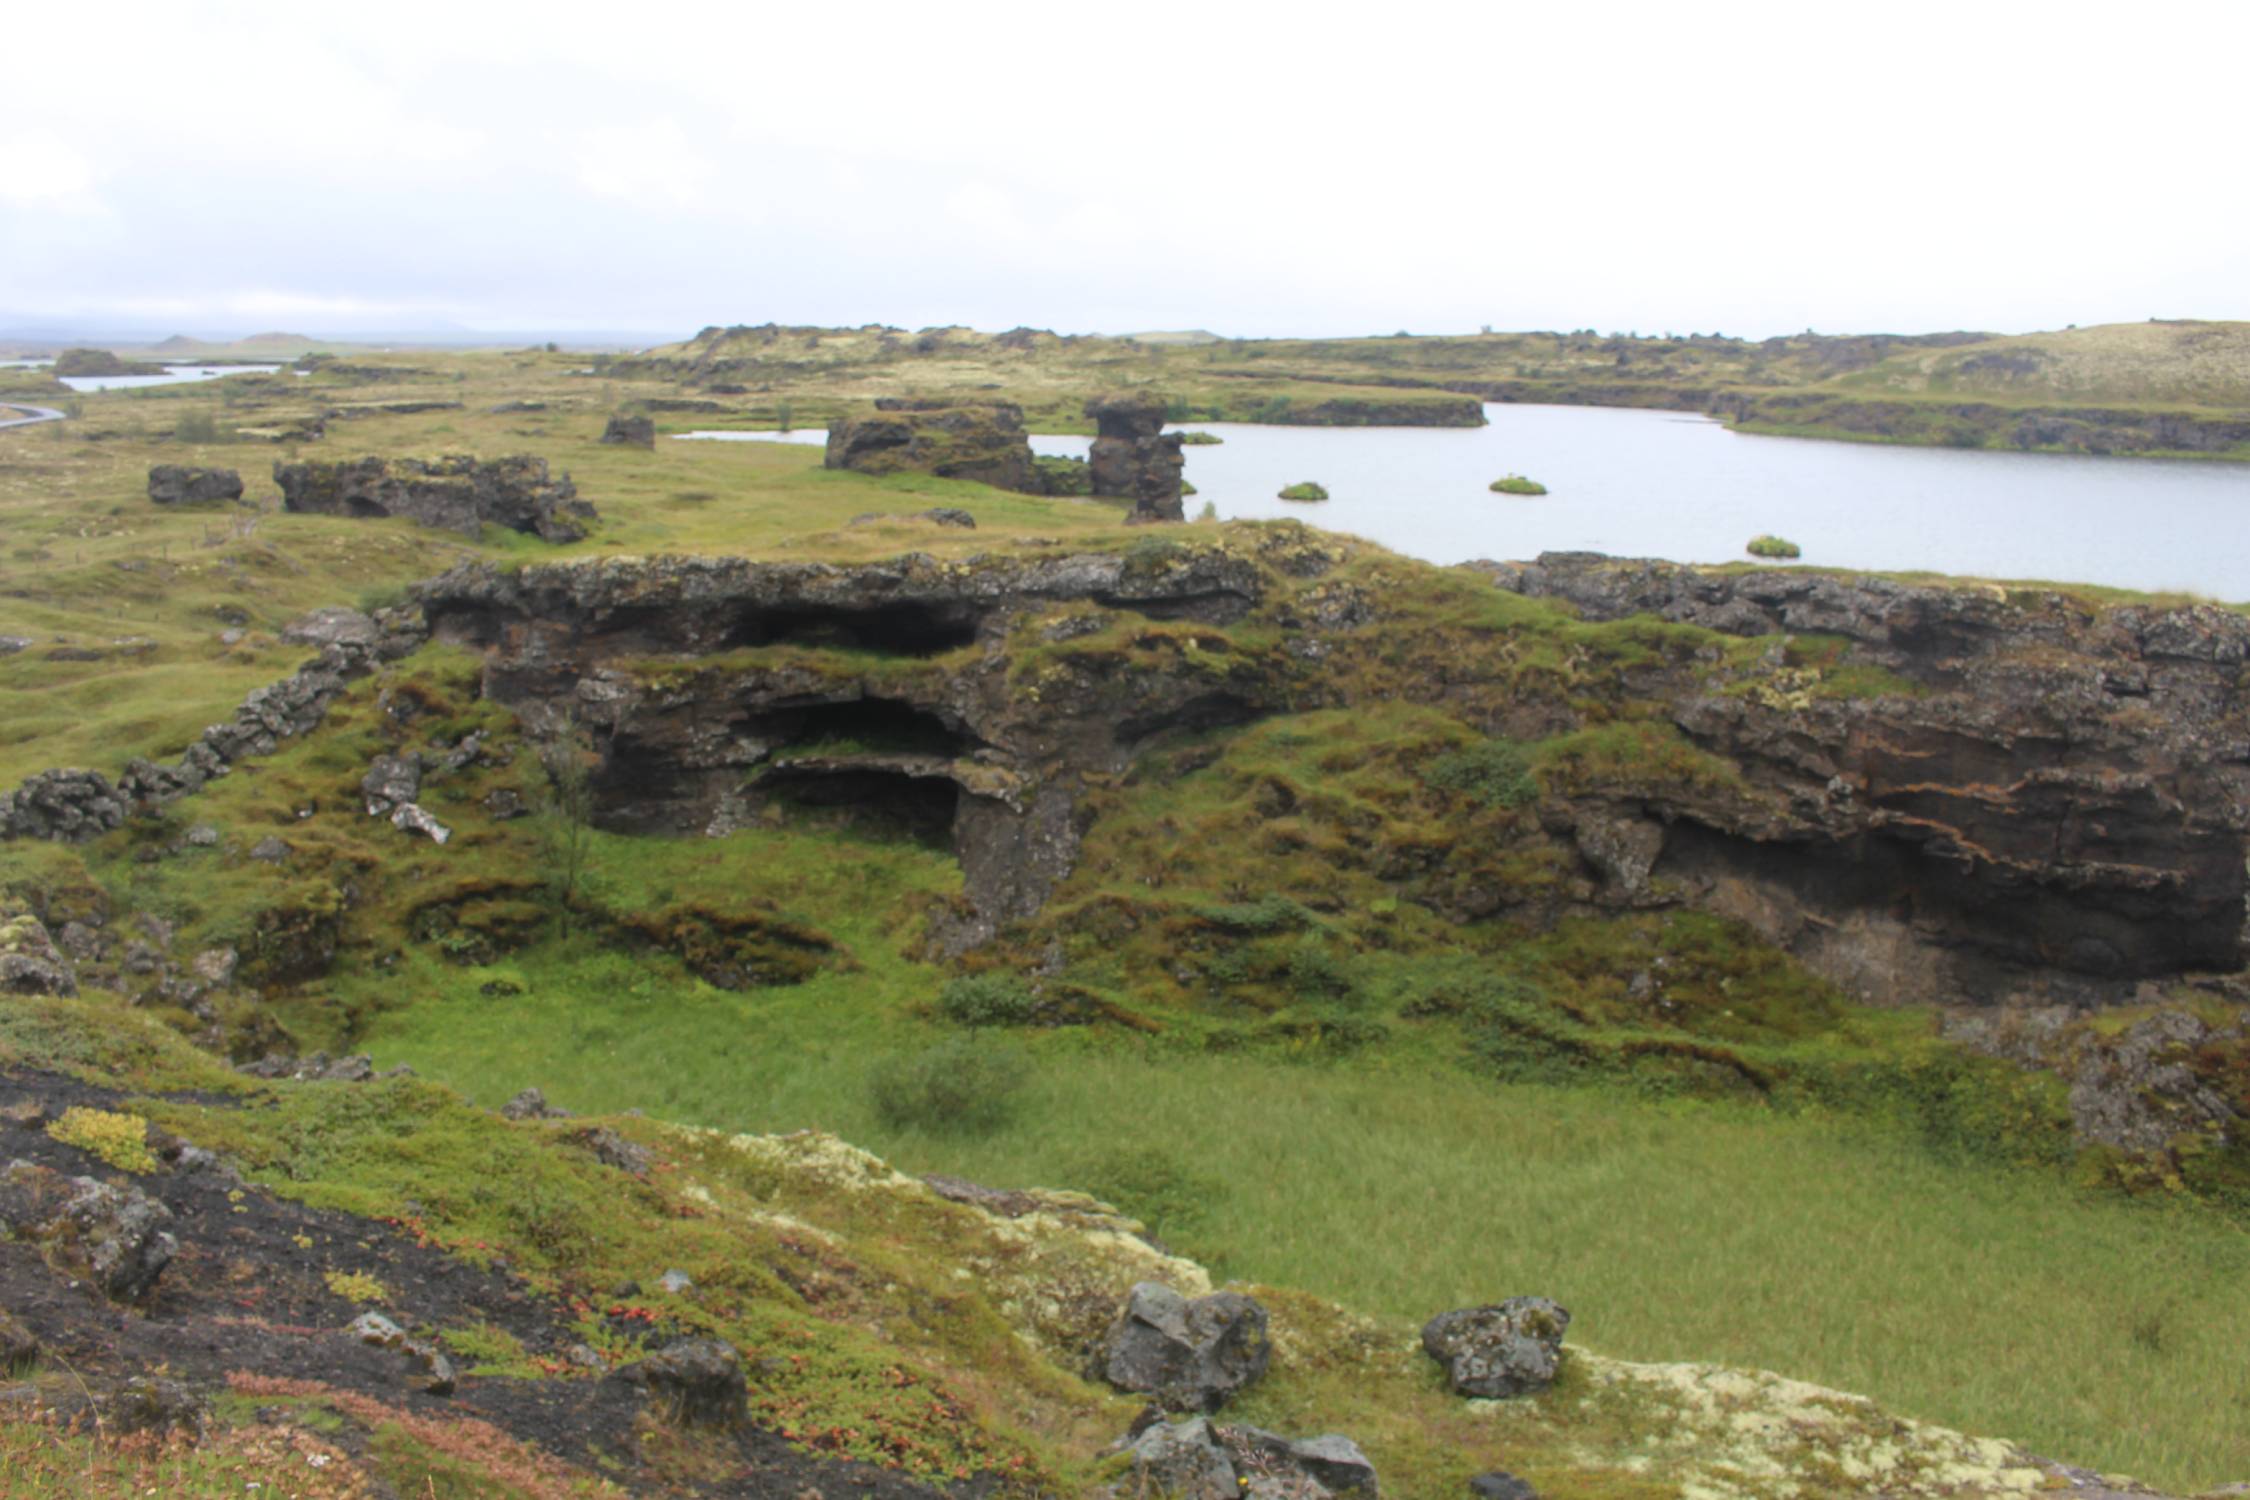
(1469, 1473), (1539, 1500)
(1421, 1297), (1571, 1399)
(281, 606), (379, 650)
(500, 1087), (568, 1121)
(600, 413), (655, 447)
(824, 400), (1037, 491)
(350, 1310), (458, 1395)
(360, 753), (422, 814)
(0, 910), (77, 997)
(102, 1376), (206, 1437)
(1227, 1427), (1380, 1495)
(0, 1162), (177, 1302)
(146, 465), (244, 506)
(274, 454), (596, 543)
(1087, 390), (1186, 525)
(1099, 1280), (1272, 1412)
(390, 803), (451, 844)
(574, 1125), (651, 1175)
(609, 1337), (746, 1427)
(1122, 1417), (1241, 1500)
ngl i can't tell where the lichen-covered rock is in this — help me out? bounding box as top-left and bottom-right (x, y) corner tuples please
(600, 413), (655, 447)
(361, 752), (422, 815)
(0, 1162), (178, 1302)
(609, 1337), (745, 1427)
(0, 910), (77, 997)
(0, 769), (130, 843)
(1099, 1280), (1272, 1412)
(1225, 1427), (1379, 1495)
(275, 453), (595, 543)
(390, 802), (451, 844)
(146, 465), (244, 506)
(1087, 390), (1185, 524)
(1421, 1297), (1570, 1398)
(824, 399), (1037, 491)
(281, 606), (380, 650)
(1120, 1417), (1240, 1499)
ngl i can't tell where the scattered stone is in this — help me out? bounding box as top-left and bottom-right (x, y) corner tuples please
(499, 1087), (568, 1121)
(350, 1311), (456, 1396)
(1421, 1297), (1571, 1399)
(1087, 390), (1186, 524)
(146, 464), (244, 506)
(360, 753), (422, 815)
(249, 836), (291, 864)
(0, 911), (78, 997)
(185, 824), (220, 847)
(483, 787), (528, 820)
(1468, 1472), (1539, 1499)
(102, 1376), (206, 1437)
(281, 606), (380, 651)
(443, 733), (485, 772)
(658, 1268), (694, 1295)
(600, 413), (656, 448)
(275, 454), (595, 543)
(0, 1099), (47, 1129)
(390, 802), (451, 844)
(0, 769), (130, 843)
(1099, 1280), (1272, 1412)
(218, 628), (246, 646)
(0, 637), (30, 656)
(237, 1052), (378, 1083)
(609, 1338), (746, 1427)
(574, 1125), (651, 1175)
(348, 1311), (405, 1344)
(0, 1163), (178, 1302)
(189, 947), (237, 987)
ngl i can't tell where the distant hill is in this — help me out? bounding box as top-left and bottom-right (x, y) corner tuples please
(1121, 329), (1223, 345)
(1834, 320), (2250, 408)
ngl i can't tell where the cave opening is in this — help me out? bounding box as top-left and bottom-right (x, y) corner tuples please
(758, 697), (973, 759)
(754, 766), (961, 847)
(729, 603), (982, 656)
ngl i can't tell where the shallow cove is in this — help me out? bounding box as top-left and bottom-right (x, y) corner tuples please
(683, 405), (2250, 599)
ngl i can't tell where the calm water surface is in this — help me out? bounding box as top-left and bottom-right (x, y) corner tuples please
(59, 364), (280, 393)
(681, 406), (2250, 600)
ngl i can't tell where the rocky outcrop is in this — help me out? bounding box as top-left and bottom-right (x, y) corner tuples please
(146, 465), (243, 505)
(274, 454), (595, 543)
(1116, 1417), (1379, 1498)
(0, 910), (78, 997)
(1098, 1281), (1272, 1412)
(417, 547), (1276, 943)
(0, 606), (427, 843)
(600, 413), (655, 447)
(1479, 553), (2250, 1006)
(823, 399), (1037, 491)
(1087, 390), (1186, 523)
(0, 1162), (177, 1302)
(1708, 390), (2250, 459)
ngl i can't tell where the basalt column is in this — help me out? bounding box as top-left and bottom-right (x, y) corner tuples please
(1086, 391), (1186, 524)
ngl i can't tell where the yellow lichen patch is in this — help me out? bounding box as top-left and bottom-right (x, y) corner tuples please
(45, 1106), (156, 1173)
(323, 1270), (388, 1305)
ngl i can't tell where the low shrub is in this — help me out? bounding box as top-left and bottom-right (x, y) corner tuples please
(1276, 482), (1329, 502)
(47, 1106), (156, 1173)
(1424, 740), (1539, 809)
(868, 1037), (1031, 1133)
(1747, 534), (1802, 559)
(937, 973), (1040, 1027)
(1197, 895), (1315, 934)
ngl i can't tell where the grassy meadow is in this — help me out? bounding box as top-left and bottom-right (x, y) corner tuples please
(3, 346), (2249, 1491)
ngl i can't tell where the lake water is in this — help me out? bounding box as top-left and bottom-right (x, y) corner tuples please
(59, 363), (280, 393)
(680, 406), (2250, 600)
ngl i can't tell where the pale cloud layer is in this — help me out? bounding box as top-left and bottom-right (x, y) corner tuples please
(4, 0), (2246, 341)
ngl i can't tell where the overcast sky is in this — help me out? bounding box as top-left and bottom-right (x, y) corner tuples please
(5, 1), (2245, 343)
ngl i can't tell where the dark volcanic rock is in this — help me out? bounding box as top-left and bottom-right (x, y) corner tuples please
(824, 400), (1036, 491)
(609, 1338), (746, 1428)
(1099, 1281), (1272, 1412)
(0, 1162), (179, 1302)
(0, 769), (130, 843)
(1119, 1417), (1238, 1499)
(1469, 1473), (1539, 1500)
(274, 454), (596, 543)
(146, 465), (244, 506)
(1421, 1297), (1571, 1399)
(1087, 389), (1186, 524)
(1478, 552), (2250, 1006)
(600, 413), (655, 447)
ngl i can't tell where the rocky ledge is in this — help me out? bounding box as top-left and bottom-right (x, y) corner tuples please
(274, 454), (596, 543)
(1478, 552), (2250, 1006)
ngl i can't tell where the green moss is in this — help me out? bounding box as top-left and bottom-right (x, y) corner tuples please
(1489, 473), (1548, 495)
(1747, 534), (1803, 559)
(1276, 481), (1329, 502)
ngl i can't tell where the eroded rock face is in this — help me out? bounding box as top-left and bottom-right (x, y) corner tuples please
(146, 465), (243, 506)
(1087, 389), (1186, 524)
(824, 399), (1037, 491)
(417, 548), (1274, 943)
(1482, 552), (2250, 1006)
(275, 454), (595, 543)
(1099, 1281), (1272, 1412)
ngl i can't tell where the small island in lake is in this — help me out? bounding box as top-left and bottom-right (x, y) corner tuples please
(1491, 473), (1548, 495)
(1277, 481), (1329, 501)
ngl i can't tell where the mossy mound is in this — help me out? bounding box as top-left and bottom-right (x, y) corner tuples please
(1490, 473), (1548, 495)
(1747, 534), (1803, 559)
(1276, 482), (1328, 502)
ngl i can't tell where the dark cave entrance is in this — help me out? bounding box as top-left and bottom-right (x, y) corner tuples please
(753, 766), (962, 847)
(728, 602), (982, 656)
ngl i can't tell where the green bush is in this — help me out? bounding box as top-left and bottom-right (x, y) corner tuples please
(867, 1037), (1030, 1133)
(1489, 473), (1547, 495)
(1747, 534), (1802, 559)
(1276, 482), (1329, 502)
(1424, 740), (1539, 808)
(1197, 895), (1315, 934)
(1287, 935), (1356, 1003)
(937, 973), (1040, 1027)
(173, 410), (219, 444)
